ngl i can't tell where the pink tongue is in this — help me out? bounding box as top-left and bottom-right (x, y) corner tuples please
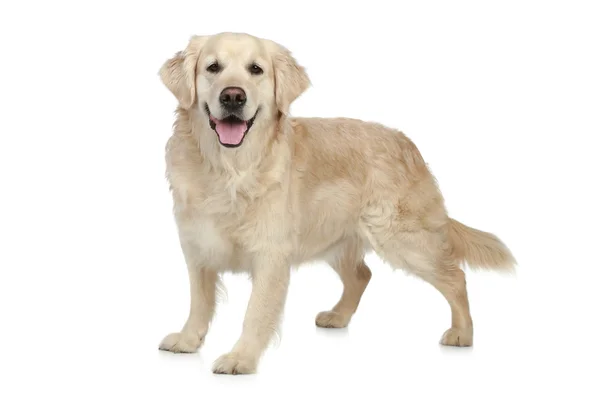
(214, 120), (248, 145)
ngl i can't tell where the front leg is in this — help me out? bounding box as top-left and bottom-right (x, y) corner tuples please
(213, 252), (290, 374)
(159, 241), (219, 353)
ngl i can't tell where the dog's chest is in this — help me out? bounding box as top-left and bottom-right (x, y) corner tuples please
(169, 168), (281, 270)
(176, 210), (240, 268)
(166, 134), (292, 268)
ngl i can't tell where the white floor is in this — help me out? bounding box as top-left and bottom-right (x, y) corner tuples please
(3, 250), (598, 399)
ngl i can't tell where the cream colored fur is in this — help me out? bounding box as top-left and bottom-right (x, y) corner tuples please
(158, 32), (516, 374)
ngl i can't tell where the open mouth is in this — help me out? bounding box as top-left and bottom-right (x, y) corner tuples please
(205, 104), (259, 148)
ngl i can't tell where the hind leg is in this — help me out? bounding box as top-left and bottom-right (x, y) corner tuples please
(425, 265), (473, 346)
(316, 240), (372, 328)
(365, 226), (473, 346)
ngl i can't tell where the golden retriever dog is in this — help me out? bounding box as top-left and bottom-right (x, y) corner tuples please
(157, 32), (516, 374)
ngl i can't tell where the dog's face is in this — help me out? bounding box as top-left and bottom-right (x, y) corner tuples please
(198, 35), (271, 148)
(160, 33), (310, 148)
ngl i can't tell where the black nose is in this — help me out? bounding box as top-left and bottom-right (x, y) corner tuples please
(219, 87), (246, 109)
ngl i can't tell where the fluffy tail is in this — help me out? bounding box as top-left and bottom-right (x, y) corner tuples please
(448, 218), (516, 272)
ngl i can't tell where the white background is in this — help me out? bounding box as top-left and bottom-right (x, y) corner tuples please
(1, 1), (599, 399)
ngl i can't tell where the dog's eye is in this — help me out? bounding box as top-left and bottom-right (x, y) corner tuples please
(206, 62), (221, 73)
(249, 63), (263, 75)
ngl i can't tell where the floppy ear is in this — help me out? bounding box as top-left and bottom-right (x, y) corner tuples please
(159, 35), (208, 109)
(266, 40), (310, 115)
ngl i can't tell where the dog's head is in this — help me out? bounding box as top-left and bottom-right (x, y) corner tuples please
(160, 33), (309, 148)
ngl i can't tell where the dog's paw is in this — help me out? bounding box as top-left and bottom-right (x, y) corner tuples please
(158, 331), (204, 353)
(440, 327), (473, 347)
(315, 311), (350, 328)
(212, 352), (257, 375)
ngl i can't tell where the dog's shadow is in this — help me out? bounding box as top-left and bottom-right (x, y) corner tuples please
(314, 325), (351, 339)
(157, 348), (205, 364)
(438, 344), (475, 355)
